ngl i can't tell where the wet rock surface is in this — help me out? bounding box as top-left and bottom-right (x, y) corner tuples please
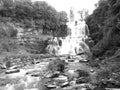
(0, 54), (119, 90)
(5, 69), (20, 74)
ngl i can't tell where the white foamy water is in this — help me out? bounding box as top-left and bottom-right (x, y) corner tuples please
(59, 20), (90, 56)
(46, 20), (91, 56)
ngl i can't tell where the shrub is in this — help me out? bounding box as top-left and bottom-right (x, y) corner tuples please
(0, 38), (18, 53)
(0, 22), (18, 38)
(47, 58), (66, 73)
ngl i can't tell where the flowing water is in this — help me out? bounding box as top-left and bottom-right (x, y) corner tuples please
(59, 20), (90, 55)
(46, 20), (91, 58)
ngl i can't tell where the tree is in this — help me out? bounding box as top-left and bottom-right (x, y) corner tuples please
(54, 11), (68, 37)
(0, 0), (14, 8)
(86, 0), (120, 57)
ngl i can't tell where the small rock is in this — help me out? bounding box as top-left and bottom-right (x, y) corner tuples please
(90, 69), (94, 73)
(53, 75), (68, 81)
(31, 73), (40, 77)
(45, 84), (57, 89)
(35, 61), (40, 64)
(45, 73), (53, 78)
(5, 69), (20, 74)
(79, 59), (88, 62)
(68, 59), (74, 62)
(9, 65), (18, 69)
(61, 82), (69, 88)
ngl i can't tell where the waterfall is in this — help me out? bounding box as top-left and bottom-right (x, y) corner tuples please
(46, 9), (92, 59)
(46, 20), (91, 57)
(58, 20), (90, 55)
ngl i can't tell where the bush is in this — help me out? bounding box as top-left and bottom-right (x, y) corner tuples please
(0, 21), (20, 54)
(47, 58), (66, 73)
(0, 22), (18, 38)
(0, 38), (18, 53)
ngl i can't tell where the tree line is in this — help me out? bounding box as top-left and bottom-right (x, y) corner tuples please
(0, 0), (68, 36)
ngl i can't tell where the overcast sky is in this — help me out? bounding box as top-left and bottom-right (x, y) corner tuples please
(32, 0), (99, 14)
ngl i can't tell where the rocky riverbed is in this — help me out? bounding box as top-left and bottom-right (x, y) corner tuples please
(0, 54), (120, 90)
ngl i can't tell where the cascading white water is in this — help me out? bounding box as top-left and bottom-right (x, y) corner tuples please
(59, 20), (90, 56)
(46, 9), (92, 58)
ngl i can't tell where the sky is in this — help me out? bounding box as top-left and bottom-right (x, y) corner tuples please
(32, 0), (99, 14)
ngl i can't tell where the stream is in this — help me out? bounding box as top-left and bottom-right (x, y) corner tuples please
(0, 54), (94, 90)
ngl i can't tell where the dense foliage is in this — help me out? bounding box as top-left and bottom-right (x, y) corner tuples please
(86, 0), (120, 87)
(0, 0), (68, 36)
(86, 0), (120, 57)
(0, 16), (18, 53)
